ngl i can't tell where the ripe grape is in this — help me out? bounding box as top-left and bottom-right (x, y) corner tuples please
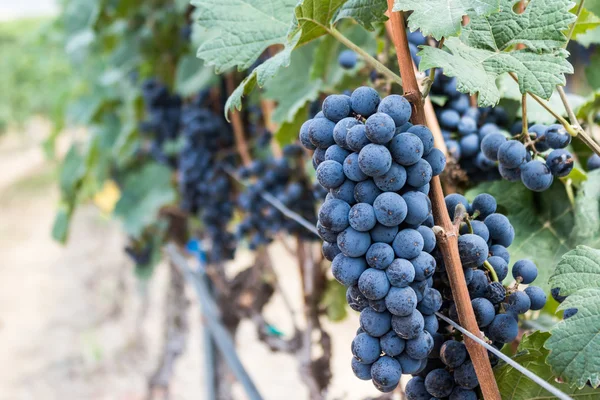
(338, 49), (358, 69)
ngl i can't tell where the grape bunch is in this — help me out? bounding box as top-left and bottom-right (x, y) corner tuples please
(236, 145), (318, 249)
(139, 78), (182, 168)
(178, 97), (237, 263)
(300, 86), (448, 392)
(403, 193), (547, 399)
(480, 123), (575, 191)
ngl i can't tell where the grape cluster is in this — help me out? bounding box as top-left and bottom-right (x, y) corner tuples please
(300, 86), (448, 392)
(139, 78), (182, 168)
(404, 193), (547, 399)
(480, 123), (575, 191)
(236, 145), (318, 249)
(178, 96), (237, 263)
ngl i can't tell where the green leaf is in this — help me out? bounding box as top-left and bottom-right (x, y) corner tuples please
(549, 246), (600, 296)
(420, 38), (573, 107)
(192, 0), (297, 72)
(263, 43), (322, 124)
(114, 163), (176, 238)
(587, 0), (600, 16)
(576, 90), (600, 119)
(334, 0), (388, 30)
(275, 102), (310, 146)
(495, 331), (600, 399)
(224, 41), (297, 113)
(174, 55), (218, 97)
(393, 0), (500, 40)
(585, 53), (600, 89)
(292, 0), (346, 46)
(569, 7), (600, 39)
(571, 171), (600, 248)
(321, 280), (348, 322)
(420, 0), (576, 106)
(572, 25), (600, 46)
(546, 288), (600, 388)
(51, 204), (72, 244)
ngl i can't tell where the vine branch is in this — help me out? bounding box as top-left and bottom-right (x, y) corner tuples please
(386, 3), (501, 399)
(565, 0), (586, 48)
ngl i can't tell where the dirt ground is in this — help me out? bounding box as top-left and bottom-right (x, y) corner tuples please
(0, 121), (392, 400)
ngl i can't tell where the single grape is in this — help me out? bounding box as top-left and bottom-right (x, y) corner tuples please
(499, 163), (522, 182)
(322, 241), (342, 261)
(347, 285), (369, 311)
(487, 314), (518, 343)
(374, 162), (407, 192)
(403, 191), (432, 226)
(407, 125), (434, 155)
(337, 227), (371, 257)
(354, 180), (382, 204)
(460, 134), (480, 158)
(480, 133), (506, 161)
(487, 255), (508, 281)
(458, 116), (477, 136)
(458, 234), (489, 267)
(325, 144), (351, 164)
(424, 315), (439, 335)
(351, 86), (381, 117)
(318, 199), (350, 232)
(506, 291), (531, 314)
(359, 144), (393, 177)
(377, 95), (412, 127)
(472, 297), (495, 327)
(359, 308), (392, 337)
(449, 387), (478, 400)
(299, 119), (317, 150)
(440, 109), (460, 130)
(587, 154), (600, 171)
(485, 281), (506, 304)
(316, 160), (345, 189)
(385, 286), (418, 316)
(425, 368), (455, 398)
(424, 148), (446, 176)
(467, 269), (489, 298)
(322, 94), (351, 122)
(489, 244), (510, 264)
(338, 49), (358, 69)
(312, 147), (326, 167)
(524, 286), (546, 310)
(386, 258), (416, 287)
(545, 124), (571, 149)
(351, 357), (372, 380)
(392, 229), (425, 259)
(317, 222), (339, 242)
(343, 152), (368, 182)
(405, 376), (430, 400)
(454, 361), (478, 389)
(358, 268), (391, 300)
(521, 160), (554, 192)
(411, 252), (437, 281)
(484, 213), (514, 247)
(546, 149), (574, 177)
(352, 332), (381, 364)
(498, 140), (527, 168)
(349, 203), (377, 232)
(370, 223), (399, 244)
(373, 192), (407, 227)
(406, 330), (434, 360)
(471, 193), (497, 219)
(346, 124), (371, 152)
(330, 179), (356, 205)
(389, 133), (424, 166)
(308, 117), (336, 149)
(440, 340), (467, 368)
(406, 159), (433, 188)
(417, 287), (442, 315)
(371, 356), (402, 388)
(332, 254), (367, 286)
(366, 242), (395, 269)
(391, 310), (425, 339)
(380, 330), (405, 356)
(417, 226), (436, 253)
(365, 113), (396, 144)
(512, 259), (538, 284)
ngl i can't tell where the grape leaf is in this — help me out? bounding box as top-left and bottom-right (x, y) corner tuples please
(569, 7), (600, 39)
(585, 53), (600, 89)
(174, 55), (217, 97)
(334, 0), (388, 30)
(393, 0), (500, 40)
(275, 103), (311, 146)
(546, 288), (600, 389)
(419, 0), (575, 106)
(292, 0), (347, 46)
(495, 331), (600, 399)
(192, 0), (297, 72)
(571, 170), (600, 248)
(576, 90), (600, 119)
(263, 43), (322, 125)
(114, 163), (176, 238)
(549, 246), (600, 297)
(586, 0), (600, 17)
(573, 25), (600, 46)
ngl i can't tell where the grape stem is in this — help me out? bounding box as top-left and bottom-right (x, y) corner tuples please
(420, 38), (444, 99)
(565, 0), (586, 48)
(483, 260), (499, 283)
(225, 74), (253, 166)
(385, 3), (501, 399)
(329, 27), (403, 89)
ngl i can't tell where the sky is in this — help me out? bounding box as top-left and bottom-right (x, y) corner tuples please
(0, 0), (58, 21)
